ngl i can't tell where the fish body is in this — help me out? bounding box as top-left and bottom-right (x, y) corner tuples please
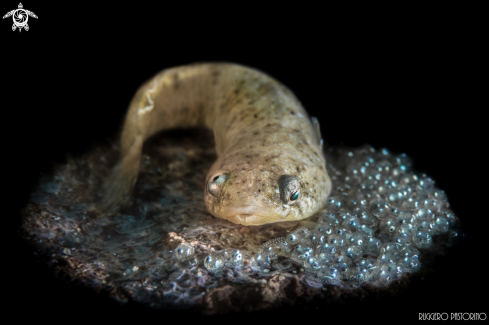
(100, 63), (332, 226)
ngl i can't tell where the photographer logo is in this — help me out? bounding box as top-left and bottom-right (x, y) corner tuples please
(3, 3), (38, 32)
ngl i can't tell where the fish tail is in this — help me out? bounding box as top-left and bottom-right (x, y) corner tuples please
(96, 135), (143, 217)
(95, 63), (233, 217)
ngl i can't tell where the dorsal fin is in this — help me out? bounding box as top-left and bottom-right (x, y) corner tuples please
(311, 116), (323, 151)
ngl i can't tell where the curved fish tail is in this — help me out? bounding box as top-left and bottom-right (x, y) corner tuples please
(96, 135), (143, 217)
(95, 63), (230, 217)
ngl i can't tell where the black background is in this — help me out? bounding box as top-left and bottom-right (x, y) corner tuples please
(2, 2), (485, 323)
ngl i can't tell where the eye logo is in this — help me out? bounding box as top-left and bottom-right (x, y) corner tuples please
(3, 3), (38, 32)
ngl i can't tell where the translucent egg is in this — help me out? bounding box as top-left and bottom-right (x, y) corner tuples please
(286, 227), (311, 245)
(399, 256), (421, 273)
(223, 249), (243, 267)
(358, 224), (374, 237)
(347, 162), (364, 178)
(356, 258), (377, 270)
(336, 210), (352, 224)
(415, 208), (434, 219)
(386, 192), (396, 202)
(328, 234), (345, 247)
(399, 246), (421, 273)
(398, 211), (416, 228)
(254, 253), (271, 270)
(429, 189), (447, 202)
(318, 266), (341, 285)
(316, 251), (334, 263)
(318, 212), (340, 228)
(362, 177), (377, 191)
(376, 232), (392, 245)
(417, 176), (435, 191)
(332, 253), (352, 266)
(442, 210), (460, 227)
(303, 246), (315, 257)
(372, 209), (390, 220)
(390, 206), (400, 215)
(433, 215), (450, 235)
(403, 197), (419, 210)
(347, 233), (365, 247)
(370, 198), (390, 210)
(365, 260), (382, 278)
(316, 242), (336, 257)
(381, 262), (403, 280)
(395, 153), (412, 171)
(344, 245), (362, 260)
(402, 173), (418, 184)
(393, 235), (411, 246)
(290, 244), (314, 264)
(373, 262), (402, 285)
(401, 245), (419, 258)
(295, 244), (305, 254)
(416, 217), (434, 232)
(332, 262), (349, 277)
(447, 229), (465, 247)
(323, 226), (333, 235)
(379, 217), (398, 233)
(347, 198), (359, 209)
(357, 196), (369, 208)
(335, 227), (352, 239)
(204, 252), (224, 271)
(174, 243), (195, 262)
(381, 242), (401, 255)
(425, 198), (443, 212)
(343, 215), (361, 231)
(376, 159), (393, 174)
(347, 266), (368, 283)
(305, 257), (322, 270)
(397, 223), (413, 237)
(358, 144), (376, 156)
(186, 258), (198, 267)
(413, 230), (433, 249)
(327, 196), (343, 209)
(309, 231), (326, 245)
(392, 167), (404, 178)
(358, 211), (377, 227)
(377, 252), (396, 264)
(364, 237), (382, 255)
(258, 237), (292, 258)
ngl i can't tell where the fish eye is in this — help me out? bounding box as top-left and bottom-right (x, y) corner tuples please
(290, 190), (300, 201)
(278, 174), (301, 205)
(208, 173), (229, 197)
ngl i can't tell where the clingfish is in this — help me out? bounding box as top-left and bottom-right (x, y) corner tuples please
(99, 63), (332, 226)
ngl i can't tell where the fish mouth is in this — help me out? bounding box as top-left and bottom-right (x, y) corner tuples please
(221, 205), (284, 226)
(225, 214), (276, 226)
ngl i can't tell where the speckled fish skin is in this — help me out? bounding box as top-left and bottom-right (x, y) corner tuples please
(100, 63), (332, 226)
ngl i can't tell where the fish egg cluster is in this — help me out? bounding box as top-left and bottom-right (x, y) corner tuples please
(21, 133), (464, 310)
(201, 249), (244, 271)
(201, 145), (463, 286)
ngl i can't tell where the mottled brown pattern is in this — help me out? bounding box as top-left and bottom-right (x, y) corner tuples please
(100, 63), (332, 225)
